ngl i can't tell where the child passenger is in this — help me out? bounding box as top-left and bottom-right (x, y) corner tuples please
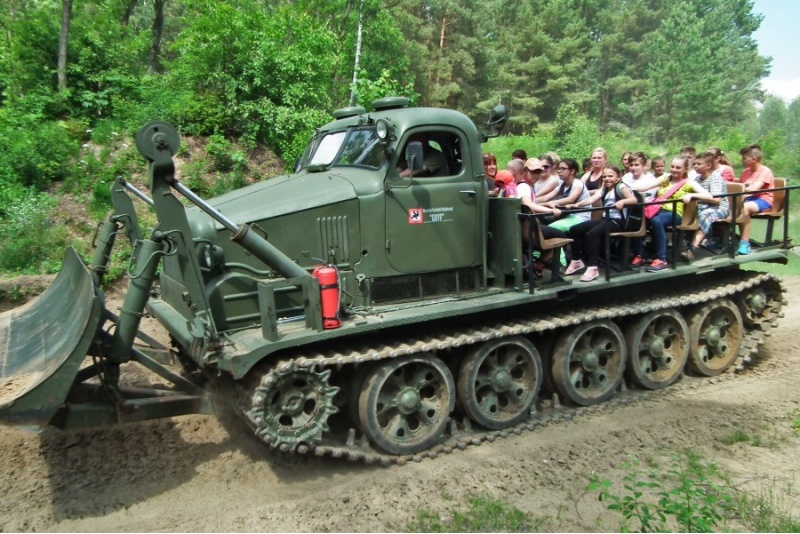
(631, 157), (711, 272)
(651, 156), (665, 179)
(736, 144), (775, 255)
(541, 158), (591, 232)
(680, 152), (729, 262)
(707, 147), (735, 182)
(564, 165), (638, 282)
(493, 170), (518, 198)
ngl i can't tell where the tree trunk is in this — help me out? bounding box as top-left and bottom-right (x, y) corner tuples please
(57, 0), (73, 92)
(348, 0), (364, 105)
(121, 0), (138, 26)
(600, 88), (609, 129)
(148, 0), (166, 73)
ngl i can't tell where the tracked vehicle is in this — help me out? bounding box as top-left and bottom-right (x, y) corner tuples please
(0, 98), (792, 464)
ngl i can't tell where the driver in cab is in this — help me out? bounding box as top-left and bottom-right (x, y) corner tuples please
(398, 133), (450, 177)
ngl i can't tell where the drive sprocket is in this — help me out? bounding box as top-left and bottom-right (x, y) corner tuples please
(246, 364), (339, 452)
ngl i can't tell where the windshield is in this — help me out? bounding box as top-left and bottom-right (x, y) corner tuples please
(300, 127), (386, 171)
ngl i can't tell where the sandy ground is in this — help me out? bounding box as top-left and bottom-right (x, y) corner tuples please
(1, 277), (799, 532)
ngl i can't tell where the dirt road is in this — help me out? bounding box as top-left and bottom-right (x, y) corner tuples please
(1, 277), (799, 532)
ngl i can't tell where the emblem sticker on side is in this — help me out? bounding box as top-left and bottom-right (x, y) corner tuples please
(408, 208), (423, 224)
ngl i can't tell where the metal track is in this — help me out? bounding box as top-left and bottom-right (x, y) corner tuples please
(245, 271), (785, 466)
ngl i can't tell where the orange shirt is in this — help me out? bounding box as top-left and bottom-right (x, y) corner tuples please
(739, 165), (774, 205)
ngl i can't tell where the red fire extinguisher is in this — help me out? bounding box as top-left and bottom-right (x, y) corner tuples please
(312, 263), (341, 329)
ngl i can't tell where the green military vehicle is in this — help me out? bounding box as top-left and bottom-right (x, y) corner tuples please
(0, 97), (791, 464)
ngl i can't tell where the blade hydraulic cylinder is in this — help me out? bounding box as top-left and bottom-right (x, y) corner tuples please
(90, 219), (119, 286)
(110, 238), (164, 360)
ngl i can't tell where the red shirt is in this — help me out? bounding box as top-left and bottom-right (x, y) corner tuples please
(719, 164), (735, 182)
(739, 164), (774, 205)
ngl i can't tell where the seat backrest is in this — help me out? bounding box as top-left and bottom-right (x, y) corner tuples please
(725, 182), (746, 223)
(770, 177), (786, 215)
(610, 209), (646, 237)
(678, 200), (699, 229)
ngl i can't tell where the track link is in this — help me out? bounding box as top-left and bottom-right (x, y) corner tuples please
(245, 271), (785, 466)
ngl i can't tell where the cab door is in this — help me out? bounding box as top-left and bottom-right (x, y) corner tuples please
(384, 129), (481, 274)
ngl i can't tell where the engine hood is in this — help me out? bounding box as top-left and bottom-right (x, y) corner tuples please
(197, 172), (359, 229)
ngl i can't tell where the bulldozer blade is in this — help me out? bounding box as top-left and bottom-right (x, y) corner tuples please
(0, 247), (104, 429)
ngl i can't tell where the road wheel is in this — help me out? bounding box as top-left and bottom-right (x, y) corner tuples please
(625, 309), (689, 389)
(358, 354), (455, 455)
(688, 298), (743, 376)
(552, 320), (625, 406)
(457, 336), (542, 429)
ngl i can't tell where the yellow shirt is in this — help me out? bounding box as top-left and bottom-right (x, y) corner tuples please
(655, 177), (693, 217)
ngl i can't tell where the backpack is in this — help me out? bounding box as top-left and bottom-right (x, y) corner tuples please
(500, 182), (518, 198)
(614, 183), (644, 232)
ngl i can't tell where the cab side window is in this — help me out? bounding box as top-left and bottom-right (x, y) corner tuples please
(398, 131), (462, 178)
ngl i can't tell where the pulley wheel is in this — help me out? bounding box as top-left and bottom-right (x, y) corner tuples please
(135, 121), (181, 161)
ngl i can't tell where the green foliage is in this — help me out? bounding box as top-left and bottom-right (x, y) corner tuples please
(166, 1), (340, 160)
(350, 69), (419, 109)
(0, 111), (79, 189)
(589, 451), (732, 532)
(238, 100), (330, 163)
(65, 143), (140, 198)
(0, 186), (70, 273)
(0, 284), (25, 304)
(406, 493), (541, 532)
(99, 247), (134, 289)
(205, 134), (235, 172)
(557, 113), (604, 162)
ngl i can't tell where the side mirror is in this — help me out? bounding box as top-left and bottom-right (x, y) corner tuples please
(406, 141), (424, 174)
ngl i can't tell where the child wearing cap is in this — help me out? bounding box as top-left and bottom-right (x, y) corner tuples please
(494, 170), (518, 198)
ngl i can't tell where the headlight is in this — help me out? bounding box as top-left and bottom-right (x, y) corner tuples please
(376, 119), (391, 142)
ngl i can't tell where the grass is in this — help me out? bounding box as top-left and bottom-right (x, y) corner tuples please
(718, 430), (752, 445)
(792, 410), (800, 431)
(406, 444), (800, 533)
(734, 482), (800, 532)
(406, 493), (544, 532)
(717, 428), (787, 449)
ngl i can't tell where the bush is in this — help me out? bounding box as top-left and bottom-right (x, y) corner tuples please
(589, 451), (733, 532)
(0, 187), (69, 273)
(238, 99), (330, 163)
(559, 115), (603, 161)
(206, 133), (235, 172)
(0, 113), (79, 190)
